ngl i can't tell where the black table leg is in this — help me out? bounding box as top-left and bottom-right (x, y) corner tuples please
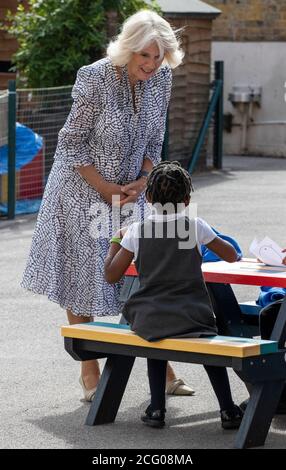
(206, 282), (259, 337)
(270, 296), (286, 348)
(85, 354), (135, 426)
(234, 380), (285, 448)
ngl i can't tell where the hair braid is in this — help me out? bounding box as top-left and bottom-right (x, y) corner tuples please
(146, 161), (194, 206)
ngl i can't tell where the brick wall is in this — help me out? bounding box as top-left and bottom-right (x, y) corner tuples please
(165, 16), (213, 170)
(207, 0), (286, 41)
(0, 0), (28, 88)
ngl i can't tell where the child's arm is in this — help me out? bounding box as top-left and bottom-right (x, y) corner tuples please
(205, 236), (238, 263)
(104, 229), (134, 284)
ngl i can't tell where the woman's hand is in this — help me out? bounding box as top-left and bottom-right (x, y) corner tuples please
(98, 181), (135, 206)
(77, 163), (150, 207)
(77, 166), (136, 206)
(120, 178), (147, 205)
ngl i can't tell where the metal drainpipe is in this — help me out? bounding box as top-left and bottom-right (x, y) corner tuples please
(238, 102), (249, 154)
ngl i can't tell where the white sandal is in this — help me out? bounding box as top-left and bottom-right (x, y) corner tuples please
(79, 376), (97, 402)
(166, 378), (195, 396)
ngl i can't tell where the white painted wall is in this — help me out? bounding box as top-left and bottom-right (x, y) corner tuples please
(211, 42), (286, 156)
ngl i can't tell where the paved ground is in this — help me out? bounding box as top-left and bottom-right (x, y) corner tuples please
(1, 155), (286, 449)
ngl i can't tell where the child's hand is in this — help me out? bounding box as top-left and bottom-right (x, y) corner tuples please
(257, 249), (286, 265)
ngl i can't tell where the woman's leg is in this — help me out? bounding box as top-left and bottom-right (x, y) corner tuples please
(67, 309), (100, 390)
(166, 363), (176, 382)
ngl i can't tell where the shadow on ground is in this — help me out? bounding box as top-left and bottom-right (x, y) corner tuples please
(28, 400), (286, 450)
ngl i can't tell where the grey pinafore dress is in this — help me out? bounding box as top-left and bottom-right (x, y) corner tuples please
(122, 217), (217, 341)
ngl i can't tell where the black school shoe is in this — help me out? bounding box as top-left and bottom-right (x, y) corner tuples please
(141, 405), (166, 428)
(220, 404), (244, 430)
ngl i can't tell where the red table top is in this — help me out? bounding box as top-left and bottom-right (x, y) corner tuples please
(125, 258), (286, 288)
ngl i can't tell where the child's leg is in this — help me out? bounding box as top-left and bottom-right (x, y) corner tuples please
(141, 359), (167, 428)
(204, 365), (243, 429)
(204, 365), (234, 410)
(147, 358), (167, 410)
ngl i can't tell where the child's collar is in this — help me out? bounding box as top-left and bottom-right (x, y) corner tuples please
(147, 204), (188, 222)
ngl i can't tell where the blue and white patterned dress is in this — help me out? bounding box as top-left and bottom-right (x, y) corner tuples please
(22, 57), (172, 316)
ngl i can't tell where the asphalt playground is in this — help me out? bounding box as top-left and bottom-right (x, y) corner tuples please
(1, 155), (286, 449)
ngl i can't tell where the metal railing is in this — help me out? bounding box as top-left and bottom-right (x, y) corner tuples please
(8, 81), (16, 219)
(188, 61), (224, 174)
(1, 83), (73, 219)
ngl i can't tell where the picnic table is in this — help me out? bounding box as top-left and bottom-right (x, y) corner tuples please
(62, 258), (286, 448)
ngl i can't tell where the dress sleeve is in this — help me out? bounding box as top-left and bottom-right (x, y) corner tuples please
(55, 65), (103, 168)
(144, 67), (172, 165)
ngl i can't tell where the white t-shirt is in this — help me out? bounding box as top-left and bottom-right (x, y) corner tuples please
(121, 214), (216, 261)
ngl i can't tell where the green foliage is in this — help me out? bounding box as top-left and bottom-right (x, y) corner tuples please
(113, 0), (161, 19)
(3, 0), (160, 88)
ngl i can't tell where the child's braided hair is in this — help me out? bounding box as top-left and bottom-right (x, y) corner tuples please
(145, 161), (194, 205)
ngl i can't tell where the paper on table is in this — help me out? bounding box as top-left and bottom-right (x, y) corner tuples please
(249, 237), (285, 267)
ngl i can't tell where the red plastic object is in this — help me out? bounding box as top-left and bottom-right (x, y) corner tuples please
(17, 148), (44, 200)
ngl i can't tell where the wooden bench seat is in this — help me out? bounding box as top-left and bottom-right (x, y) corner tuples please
(62, 321), (277, 357)
(61, 321), (286, 449)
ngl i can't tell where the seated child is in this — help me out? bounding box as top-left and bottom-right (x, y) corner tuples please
(104, 161), (243, 429)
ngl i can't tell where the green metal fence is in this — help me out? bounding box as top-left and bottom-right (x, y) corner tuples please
(0, 90), (8, 147)
(8, 81), (16, 219)
(1, 83), (73, 219)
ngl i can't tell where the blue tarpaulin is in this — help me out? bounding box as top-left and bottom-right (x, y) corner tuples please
(0, 123), (43, 215)
(0, 198), (42, 215)
(0, 122), (43, 174)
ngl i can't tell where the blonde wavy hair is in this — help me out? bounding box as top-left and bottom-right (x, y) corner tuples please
(107, 10), (184, 69)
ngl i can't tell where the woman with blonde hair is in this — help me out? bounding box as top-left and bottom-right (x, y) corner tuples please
(22, 9), (194, 400)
